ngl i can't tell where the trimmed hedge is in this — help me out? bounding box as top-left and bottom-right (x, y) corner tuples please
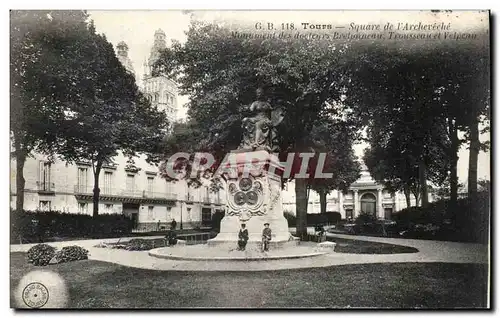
(11, 210), (134, 242)
(283, 211), (342, 227)
(392, 192), (490, 243)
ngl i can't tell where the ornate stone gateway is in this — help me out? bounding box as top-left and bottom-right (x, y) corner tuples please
(208, 89), (292, 245)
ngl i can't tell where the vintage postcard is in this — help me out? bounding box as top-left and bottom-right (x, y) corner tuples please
(10, 10), (490, 309)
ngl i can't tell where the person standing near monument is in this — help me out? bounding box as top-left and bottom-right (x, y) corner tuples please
(262, 222), (272, 252)
(171, 218), (177, 230)
(237, 223), (249, 251)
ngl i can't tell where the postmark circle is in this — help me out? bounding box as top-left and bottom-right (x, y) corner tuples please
(22, 282), (49, 308)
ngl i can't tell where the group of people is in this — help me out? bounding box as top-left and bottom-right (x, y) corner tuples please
(163, 218), (273, 251)
(237, 222), (272, 252)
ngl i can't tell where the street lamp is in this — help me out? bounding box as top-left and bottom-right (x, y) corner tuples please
(180, 201), (183, 230)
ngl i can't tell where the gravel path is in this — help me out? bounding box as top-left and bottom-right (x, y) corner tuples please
(10, 230), (488, 272)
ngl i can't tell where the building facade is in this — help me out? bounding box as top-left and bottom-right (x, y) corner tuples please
(282, 162), (433, 220)
(10, 30), (224, 231)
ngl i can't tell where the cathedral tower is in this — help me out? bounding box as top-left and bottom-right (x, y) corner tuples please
(116, 41), (135, 76)
(142, 29), (178, 123)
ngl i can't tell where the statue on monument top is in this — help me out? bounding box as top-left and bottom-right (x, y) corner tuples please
(239, 88), (284, 152)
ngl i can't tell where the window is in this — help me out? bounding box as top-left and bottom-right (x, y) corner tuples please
(77, 167), (88, 192)
(78, 202), (88, 214)
(384, 208), (393, 220)
(148, 206), (154, 220)
(360, 193), (377, 216)
(39, 161), (51, 190)
(105, 204), (113, 213)
(147, 177), (154, 194)
(204, 186), (210, 202)
(201, 208), (212, 226)
(103, 171), (113, 194)
(39, 200), (51, 211)
(126, 174), (135, 193)
(166, 181), (173, 194)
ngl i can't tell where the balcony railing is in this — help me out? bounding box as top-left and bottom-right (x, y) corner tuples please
(73, 185), (176, 200)
(74, 185), (96, 194)
(37, 181), (55, 193)
(143, 191), (177, 200)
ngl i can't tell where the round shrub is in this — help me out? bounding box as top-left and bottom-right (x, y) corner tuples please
(27, 244), (56, 266)
(53, 246), (89, 264)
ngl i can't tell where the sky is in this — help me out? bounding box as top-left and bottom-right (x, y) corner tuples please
(88, 10), (490, 184)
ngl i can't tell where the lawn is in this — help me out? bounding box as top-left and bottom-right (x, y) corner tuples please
(10, 252), (488, 308)
(331, 238), (418, 254)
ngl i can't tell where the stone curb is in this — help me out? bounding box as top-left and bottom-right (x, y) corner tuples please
(148, 247), (327, 261)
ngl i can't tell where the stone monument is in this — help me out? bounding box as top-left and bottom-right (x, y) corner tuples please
(208, 88), (294, 247)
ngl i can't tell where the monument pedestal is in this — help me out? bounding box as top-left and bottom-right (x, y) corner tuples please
(208, 150), (294, 248)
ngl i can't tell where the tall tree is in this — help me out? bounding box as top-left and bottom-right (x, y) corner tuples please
(308, 119), (360, 214)
(39, 18), (168, 217)
(349, 40), (489, 213)
(10, 10), (91, 212)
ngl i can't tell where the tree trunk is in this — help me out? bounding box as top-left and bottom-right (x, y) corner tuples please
(403, 185), (411, 208)
(468, 115), (480, 199)
(411, 185), (421, 207)
(419, 161), (429, 208)
(319, 190), (327, 214)
(92, 160), (103, 218)
(15, 150), (26, 213)
(414, 193), (420, 207)
(295, 178), (308, 240)
(449, 118), (459, 213)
